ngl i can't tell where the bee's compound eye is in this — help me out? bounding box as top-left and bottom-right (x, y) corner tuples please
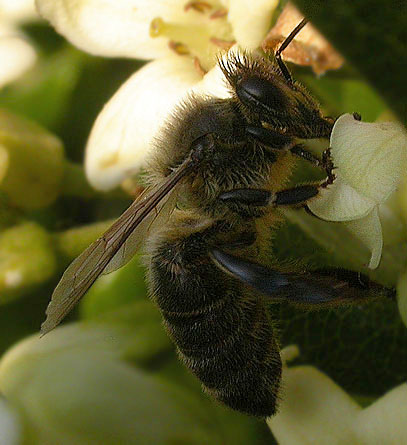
(190, 133), (215, 164)
(237, 76), (286, 111)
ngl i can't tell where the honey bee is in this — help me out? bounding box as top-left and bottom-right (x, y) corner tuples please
(42, 20), (393, 417)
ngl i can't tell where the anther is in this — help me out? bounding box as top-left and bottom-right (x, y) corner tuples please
(169, 41), (190, 55)
(210, 8), (228, 19)
(210, 37), (235, 50)
(184, 1), (212, 13)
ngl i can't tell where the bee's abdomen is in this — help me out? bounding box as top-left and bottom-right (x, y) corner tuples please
(148, 235), (282, 417)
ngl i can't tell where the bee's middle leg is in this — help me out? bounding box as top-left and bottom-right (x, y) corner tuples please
(219, 183), (324, 208)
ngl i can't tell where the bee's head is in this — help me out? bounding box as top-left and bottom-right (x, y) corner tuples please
(220, 52), (332, 138)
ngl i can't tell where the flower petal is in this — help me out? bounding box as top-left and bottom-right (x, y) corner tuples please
(269, 364), (407, 444)
(344, 207), (383, 269)
(85, 56), (203, 190)
(0, 398), (20, 445)
(0, 27), (36, 88)
(192, 56), (232, 99)
(0, 0), (38, 23)
(36, 0), (213, 59)
(268, 365), (360, 444)
(356, 384), (407, 443)
(228, 0), (278, 49)
(331, 114), (407, 203)
(307, 173), (375, 221)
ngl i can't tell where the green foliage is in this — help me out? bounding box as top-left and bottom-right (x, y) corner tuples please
(0, 109), (64, 209)
(292, 0), (407, 123)
(0, 222), (57, 303)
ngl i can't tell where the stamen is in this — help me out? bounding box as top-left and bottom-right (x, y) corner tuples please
(149, 15), (234, 71)
(184, 1), (212, 13)
(210, 7), (228, 19)
(194, 57), (207, 76)
(150, 17), (209, 44)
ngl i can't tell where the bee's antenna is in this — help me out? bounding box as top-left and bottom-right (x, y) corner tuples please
(275, 18), (308, 83)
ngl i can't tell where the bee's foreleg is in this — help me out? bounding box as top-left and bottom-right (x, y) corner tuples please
(211, 249), (395, 306)
(246, 124), (334, 173)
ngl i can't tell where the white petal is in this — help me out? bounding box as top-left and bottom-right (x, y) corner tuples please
(36, 0), (211, 59)
(0, 30), (36, 88)
(356, 384), (407, 443)
(269, 364), (407, 445)
(268, 366), (360, 444)
(0, 398), (20, 445)
(0, 0), (38, 23)
(344, 207), (383, 269)
(331, 114), (407, 203)
(397, 270), (407, 327)
(307, 173), (376, 221)
(85, 56), (202, 190)
(228, 0), (278, 49)
(192, 59), (231, 99)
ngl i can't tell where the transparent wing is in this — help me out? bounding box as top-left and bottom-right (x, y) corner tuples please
(101, 191), (177, 275)
(41, 160), (193, 335)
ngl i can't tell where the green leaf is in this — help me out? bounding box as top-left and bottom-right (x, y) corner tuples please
(0, 222), (57, 303)
(79, 255), (148, 319)
(0, 325), (222, 445)
(297, 72), (387, 122)
(0, 48), (85, 130)
(292, 0), (407, 122)
(0, 109), (64, 209)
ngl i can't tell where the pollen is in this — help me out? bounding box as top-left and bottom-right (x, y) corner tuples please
(210, 7), (228, 20)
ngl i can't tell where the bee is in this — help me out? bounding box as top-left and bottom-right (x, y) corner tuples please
(42, 20), (393, 417)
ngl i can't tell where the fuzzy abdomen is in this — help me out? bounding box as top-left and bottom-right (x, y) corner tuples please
(147, 227), (282, 417)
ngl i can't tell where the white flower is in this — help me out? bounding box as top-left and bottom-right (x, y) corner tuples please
(308, 113), (407, 269)
(0, 0), (38, 88)
(35, 0), (280, 190)
(268, 362), (407, 445)
(0, 398), (20, 445)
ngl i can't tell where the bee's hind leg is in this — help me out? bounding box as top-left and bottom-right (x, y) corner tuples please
(211, 249), (395, 306)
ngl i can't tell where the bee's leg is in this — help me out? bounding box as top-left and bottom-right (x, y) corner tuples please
(246, 125), (334, 178)
(211, 249), (395, 306)
(274, 18), (308, 83)
(285, 145), (336, 186)
(219, 184), (323, 208)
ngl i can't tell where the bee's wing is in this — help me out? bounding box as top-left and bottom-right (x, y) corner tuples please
(101, 190), (177, 275)
(41, 160), (193, 336)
